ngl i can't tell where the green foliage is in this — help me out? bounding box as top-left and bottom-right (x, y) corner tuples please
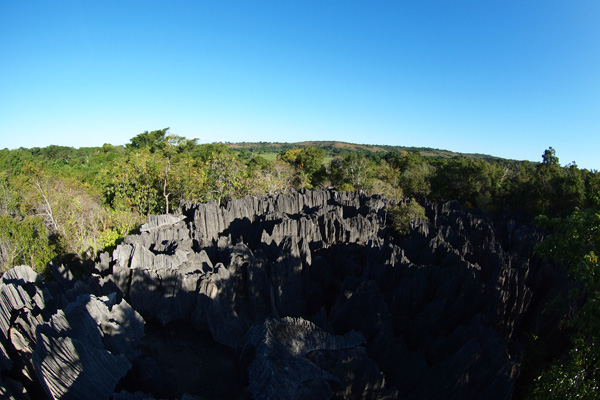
(536, 208), (600, 266)
(277, 146), (326, 187)
(0, 172), (20, 217)
(529, 201), (600, 397)
(337, 183), (354, 192)
(204, 151), (247, 202)
(125, 128), (199, 157)
(542, 146), (560, 166)
(97, 208), (145, 251)
(126, 128), (171, 153)
(96, 209), (145, 252)
(0, 215), (55, 274)
(192, 143), (229, 162)
(536, 162), (585, 217)
(167, 153), (207, 205)
(98, 228), (121, 250)
(369, 160), (404, 202)
(492, 161), (535, 212)
(296, 147), (326, 181)
(102, 149), (165, 215)
(531, 336), (599, 399)
(387, 151), (434, 198)
(423, 147), (589, 216)
(245, 159), (297, 196)
(277, 148), (303, 165)
(499, 147), (585, 216)
(0, 148), (35, 175)
(16, 173), (110, 257)
(584, 172), (600, 208)
(236, 143), (596, 218)
(2, 135), (600, 275)
(227, 140), (504, 161)
(329, 153), (373, 190)
(387, 200), (427, 237)
(430, 157), (496, 206)
(246, 155), (271, 172)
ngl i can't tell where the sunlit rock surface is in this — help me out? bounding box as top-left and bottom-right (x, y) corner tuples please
(0, 190), (566, 399)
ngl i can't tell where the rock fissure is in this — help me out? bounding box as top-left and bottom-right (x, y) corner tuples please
(0, 189), (569, 399)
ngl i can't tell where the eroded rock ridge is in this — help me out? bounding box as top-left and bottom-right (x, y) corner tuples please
(1, 189), (560, 399)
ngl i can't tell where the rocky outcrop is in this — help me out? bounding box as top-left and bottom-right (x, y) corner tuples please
(104, 189), (388, 350)
(0, 265), (144, 400)
(0, 189), (567, 399)
(242, 317), (398, 400)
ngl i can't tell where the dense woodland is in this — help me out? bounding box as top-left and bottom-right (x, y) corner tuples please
(1, 128), (599, 397)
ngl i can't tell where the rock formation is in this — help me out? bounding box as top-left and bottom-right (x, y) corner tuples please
(0, 189), (567, 399)
(0, 265), (144, 399)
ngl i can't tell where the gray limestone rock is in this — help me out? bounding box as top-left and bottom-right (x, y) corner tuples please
(140, 214), (186, 232)
(33, 330), (130, 400)
(244, 317), (365, 400)
(0, 264), (142, 400)
(0, 189), (565, 399)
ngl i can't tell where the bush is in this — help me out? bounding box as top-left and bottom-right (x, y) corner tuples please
(387, 200), (426, 237)
(0, 215), (55, 274)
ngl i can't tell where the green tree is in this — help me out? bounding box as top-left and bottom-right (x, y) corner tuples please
(369, 159), (403, 202)
(529, 148), (585, 216)
(391, 152), (434, 198)
(584, 170), (600, 208)
(167, 153), (207, 206)
(430, 157), (494, 207)
(192, 143), (229, 162)
(387, 200), (427, 237)
(16, 169), (110, 257)
(492, 161), (535, 212)
(0, 172), (20, 217)
(0, 215), (55, 274)
(204, 151), (247, 202)
(126, 128), (171, 153)
(329, 153), (373, 190)
(102, 149), (165, 215)
(530, 202), (600, 398)
(0, 148), (35, 175)
(278, 146), (326, 187)
(542, 146), (560, 166)
(248, 160), (297, 195)
(296, 146), (326, 185)
(97, 209), (145, 251)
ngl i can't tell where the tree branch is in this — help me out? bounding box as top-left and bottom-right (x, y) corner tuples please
(35, 180), (59, 232)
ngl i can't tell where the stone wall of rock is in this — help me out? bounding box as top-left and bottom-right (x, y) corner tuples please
(0, 265), (144, 399)
(0, 189), (568, 399)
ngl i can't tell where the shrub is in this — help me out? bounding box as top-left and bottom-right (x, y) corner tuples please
(387, 200), (426, 237)
(0, 215), (55, 274)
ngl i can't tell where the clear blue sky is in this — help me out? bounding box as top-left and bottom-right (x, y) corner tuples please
(1, 1), (599, 169)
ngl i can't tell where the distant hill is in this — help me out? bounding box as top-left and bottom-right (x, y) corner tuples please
(225, 140), (510, 162)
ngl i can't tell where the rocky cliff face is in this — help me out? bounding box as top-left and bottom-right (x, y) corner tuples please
(0, 189), (565, 399)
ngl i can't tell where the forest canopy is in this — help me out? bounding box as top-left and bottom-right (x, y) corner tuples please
(1, 131), (598, 272)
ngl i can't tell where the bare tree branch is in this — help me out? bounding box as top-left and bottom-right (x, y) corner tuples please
(163, 157), (171, 214)
(34, 180), (60, 233)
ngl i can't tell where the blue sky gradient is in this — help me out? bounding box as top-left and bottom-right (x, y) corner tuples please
(1, 1), (599, 169)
